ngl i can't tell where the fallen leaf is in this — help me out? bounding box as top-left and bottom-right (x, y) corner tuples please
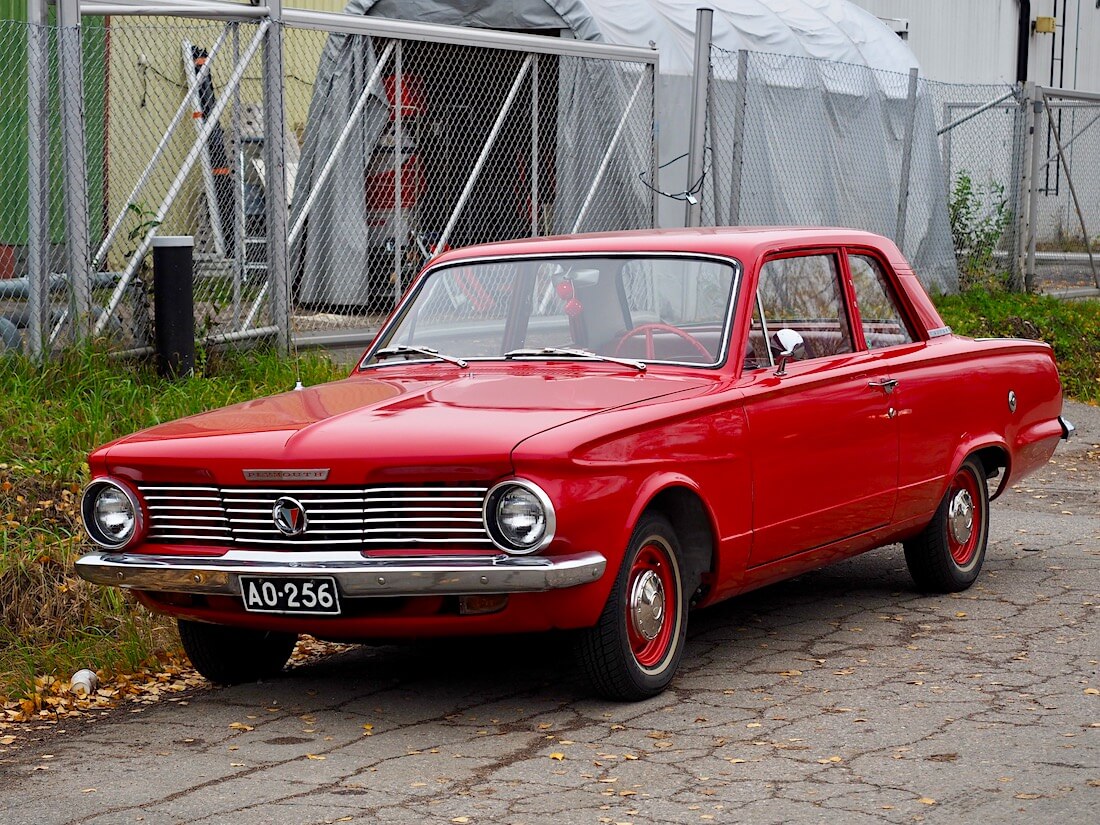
(228, 722), (254, 732)
(918, 797), (936, 805)
(1014, 793), (1042, 800)
(305, 754), (326, 760)
(549, 752), (565, 761)
(80, 789), (96, 794)
(451, 818), (470, 824)
(1085, 688), (1099, 696)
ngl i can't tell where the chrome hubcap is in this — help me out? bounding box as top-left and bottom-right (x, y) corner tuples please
(948, 489), (974, 545)
(630, 569), (665, 641)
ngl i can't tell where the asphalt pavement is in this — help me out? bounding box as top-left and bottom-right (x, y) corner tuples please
(3, 402), (1097, 825)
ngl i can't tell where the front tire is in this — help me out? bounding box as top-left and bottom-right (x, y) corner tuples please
(904, 456), (989, 593)
(577, 513), (687, 700)
(178, 619), (297, 685)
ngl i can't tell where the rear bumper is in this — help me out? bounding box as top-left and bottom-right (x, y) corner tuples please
(75, 549), (607, 598)
(1059, 415), (1075, 440)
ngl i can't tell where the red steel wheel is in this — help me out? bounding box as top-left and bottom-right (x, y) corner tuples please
(625, 541), (678, 671)
(946, 466), (982, 567)
(577, 512), (688, 700)
(904, 456), (990, 593)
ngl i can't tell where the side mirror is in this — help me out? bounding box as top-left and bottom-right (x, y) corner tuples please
(772, 328), (804, 376)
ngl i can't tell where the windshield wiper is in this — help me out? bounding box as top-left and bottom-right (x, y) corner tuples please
(373, 345), (468, 368)
(503, 346), (646, 372)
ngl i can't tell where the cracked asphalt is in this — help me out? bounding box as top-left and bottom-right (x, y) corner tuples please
(4, 402), (1098, 825)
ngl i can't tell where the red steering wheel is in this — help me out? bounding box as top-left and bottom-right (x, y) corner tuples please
(613, 323), (712, 361)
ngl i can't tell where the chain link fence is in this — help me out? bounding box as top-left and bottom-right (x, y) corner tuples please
(921, 79), (1026, 291)
(701, 45), (1100, 296)
(5, 8), (1099, 364)
(1, 7), (656, 361)
(284, 28), (656, 338)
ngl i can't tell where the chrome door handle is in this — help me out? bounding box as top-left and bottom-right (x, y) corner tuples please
(868, 378), (899, 394)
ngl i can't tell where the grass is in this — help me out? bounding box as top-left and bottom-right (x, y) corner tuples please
(933, 290), (1100, 404)
(0, 346), (344, 701)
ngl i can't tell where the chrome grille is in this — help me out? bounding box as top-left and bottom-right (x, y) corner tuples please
(142, 485), (232, 543)
(137, 484), (492, 549)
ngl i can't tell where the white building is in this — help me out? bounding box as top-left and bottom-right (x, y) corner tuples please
(850, 0), (1100, 89)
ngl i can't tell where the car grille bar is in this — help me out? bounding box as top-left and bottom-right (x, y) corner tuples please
(138, 483), (493, 548)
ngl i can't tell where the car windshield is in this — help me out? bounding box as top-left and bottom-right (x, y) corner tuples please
(360, 255), (739, 369)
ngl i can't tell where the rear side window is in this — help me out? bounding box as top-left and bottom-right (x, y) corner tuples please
(848, 255), (914, 349)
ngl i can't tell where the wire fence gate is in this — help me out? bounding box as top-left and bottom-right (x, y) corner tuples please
(1, 0), (658, 361)
(683, 8), (1100, 298)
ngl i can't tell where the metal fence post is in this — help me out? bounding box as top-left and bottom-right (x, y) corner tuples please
(57, 0), (91, 342)
(393, 40), (404, 303)
(1008, 82), (1030, 292)
(1026, 86), (1043, 293)
(685, 7), (713, 228)
(26, 0), (50, 360)
(649, 57), (659, 228)
(530, 53), (539, 237)
(727, 49), (748, 226)
(894, 67), (920, 250)
(264, 0), (290, 351)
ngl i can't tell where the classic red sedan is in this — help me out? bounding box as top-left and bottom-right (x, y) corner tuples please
(76, 228), (1072, 700)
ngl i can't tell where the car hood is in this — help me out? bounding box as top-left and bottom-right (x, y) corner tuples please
(102, 369), (713, 485)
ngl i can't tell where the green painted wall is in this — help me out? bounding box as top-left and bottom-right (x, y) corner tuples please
(1, 2), (106, 252)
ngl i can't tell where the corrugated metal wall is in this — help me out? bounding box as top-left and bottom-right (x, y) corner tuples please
(850, 0), (1100, 90)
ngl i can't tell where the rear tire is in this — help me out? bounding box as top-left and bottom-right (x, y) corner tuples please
(904, 456), (989, 593)
(577, 513), (687, 700)
(178, 619), (297, 685)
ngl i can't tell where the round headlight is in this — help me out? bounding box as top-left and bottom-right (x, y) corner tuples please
(484, 480), (555, 554)
(82, 479), (143, 549)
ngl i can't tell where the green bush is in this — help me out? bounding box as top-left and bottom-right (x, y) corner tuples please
(934, 291), (1100, 403)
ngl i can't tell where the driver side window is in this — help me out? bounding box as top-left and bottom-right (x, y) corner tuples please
(744, 253), (854, 370)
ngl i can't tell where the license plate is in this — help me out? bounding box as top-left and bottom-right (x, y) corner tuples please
(239, 576), (341, 615)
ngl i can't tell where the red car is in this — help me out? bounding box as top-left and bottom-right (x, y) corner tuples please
(76, 228), (1072, 700)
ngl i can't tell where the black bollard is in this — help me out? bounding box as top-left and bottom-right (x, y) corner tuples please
(152, 236), (195, 378)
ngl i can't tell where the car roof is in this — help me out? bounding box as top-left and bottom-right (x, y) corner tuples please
(428, 227), (907, 269)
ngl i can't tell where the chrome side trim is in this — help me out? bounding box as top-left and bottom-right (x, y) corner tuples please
(75, 550), (607, 597)
(1059, 416), (1075, 440)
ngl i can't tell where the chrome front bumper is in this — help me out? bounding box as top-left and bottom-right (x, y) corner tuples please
(75, 549), (607, 598)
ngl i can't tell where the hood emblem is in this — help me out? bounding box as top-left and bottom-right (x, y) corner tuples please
(244, 469), (329, 482)
(272, 497), (309, 536)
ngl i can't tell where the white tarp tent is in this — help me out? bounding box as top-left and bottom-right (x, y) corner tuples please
(293, 0), (956, 303)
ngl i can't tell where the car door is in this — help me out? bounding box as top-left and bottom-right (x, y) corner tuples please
(741, 249), (899, 568)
